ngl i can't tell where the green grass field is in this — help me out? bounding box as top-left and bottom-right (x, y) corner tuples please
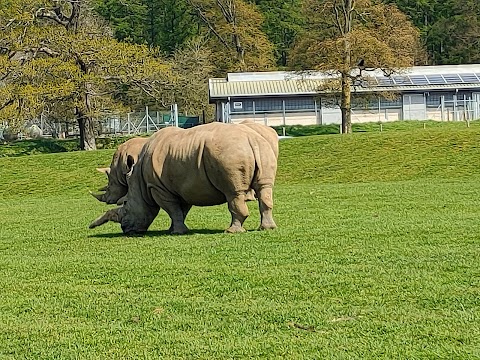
(1, 123), (479, 358)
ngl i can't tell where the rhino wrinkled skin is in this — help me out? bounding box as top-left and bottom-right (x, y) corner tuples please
(90, 122), (278, 235)
(92, 137), (149, 204)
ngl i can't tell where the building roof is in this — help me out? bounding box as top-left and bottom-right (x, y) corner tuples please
(209, 64), (480, 100)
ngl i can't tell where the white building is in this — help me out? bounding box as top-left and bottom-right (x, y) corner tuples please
(208, 64), (480, 126)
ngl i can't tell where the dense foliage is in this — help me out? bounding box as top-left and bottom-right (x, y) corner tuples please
(387, 0), (480, 65)
(96, 0), (480, 66)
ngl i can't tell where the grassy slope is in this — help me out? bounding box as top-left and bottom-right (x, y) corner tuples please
(0, 125), (479, 359)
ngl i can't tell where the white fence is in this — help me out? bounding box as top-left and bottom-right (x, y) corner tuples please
(3, 105), (202, 140)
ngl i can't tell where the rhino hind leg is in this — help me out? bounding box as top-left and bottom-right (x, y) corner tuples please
(256, 186), (277, 231)
(225, 193), (249, 233)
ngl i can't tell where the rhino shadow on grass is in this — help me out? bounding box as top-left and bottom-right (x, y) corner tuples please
(89, 122), (278, 235)
(88, 228), (226, 239)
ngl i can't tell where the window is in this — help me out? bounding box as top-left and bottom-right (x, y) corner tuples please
(426, 92), (454, 107)
(351, 96), (402, 110)
(255, 99), (283, 112)
(285, 98), (315, 111)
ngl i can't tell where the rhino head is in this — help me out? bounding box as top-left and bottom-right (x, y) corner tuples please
(89, 201), (159, 235)
(89, 163), (160, 235)
(91, 137), (148, 205)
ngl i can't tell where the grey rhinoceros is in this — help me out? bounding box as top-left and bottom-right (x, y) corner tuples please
(91, 136), (149, 205)
(92, 121), (278, 204)
(89, 122), (277, 235)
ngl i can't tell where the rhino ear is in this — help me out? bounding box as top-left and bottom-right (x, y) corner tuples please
(126, 155), (135, 173)
(96, 167), (111, 176)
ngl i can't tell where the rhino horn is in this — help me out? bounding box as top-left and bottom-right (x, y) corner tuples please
(96, 167), (111, 176)
(89, 191), (105, 202)
(89, 207), (123, 229)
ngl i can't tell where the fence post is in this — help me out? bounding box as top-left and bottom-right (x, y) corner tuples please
(174, 104), (179, 127)
(146, 105), (149, 132)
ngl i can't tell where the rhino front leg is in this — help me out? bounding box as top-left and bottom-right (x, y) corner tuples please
(168, 203), (192, 234)
(256, 186), (277, 230)
(161, 201), (189, 235)
(225, 193), (249, 233)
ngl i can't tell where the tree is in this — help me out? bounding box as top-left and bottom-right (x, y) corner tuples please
(422, 0), (480, 64)
(253, 0), (304, 67)
(170, 37), (215, 117)
(0, 0), (173, 150)
(94, 0), (147, 44)
(290, 0), (422, 133)
(95, 0), (199, 54)
(388, 0), (480, 65)
(187, 0), (275, 73)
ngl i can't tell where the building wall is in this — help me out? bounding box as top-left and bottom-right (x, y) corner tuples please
(215, 90), (480, 125)
(230, 112), (318, 126)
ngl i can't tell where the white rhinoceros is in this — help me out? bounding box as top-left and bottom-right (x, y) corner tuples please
(93, 122), (278, 204)
(89, 122), (277, 235)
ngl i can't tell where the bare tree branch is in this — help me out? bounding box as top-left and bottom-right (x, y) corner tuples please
(187, 0), (229, 48)
(0, 99), (14, 111)
(35, 8), (70, 27)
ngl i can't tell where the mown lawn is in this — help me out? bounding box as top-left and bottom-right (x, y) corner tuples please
(0, 124), (479, 358)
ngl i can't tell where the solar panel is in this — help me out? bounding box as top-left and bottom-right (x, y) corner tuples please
(442, 74), (462, 83)
(425, 75), (447, 85)
(459, 73), (480, 83)
(409, 75), (429, 85)
(353, 79), (371, 87)
(376, 77), (395, 86)
(374, 72), (480, 88)
(392, 76), (412, 85)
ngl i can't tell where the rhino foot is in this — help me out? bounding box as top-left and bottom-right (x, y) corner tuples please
(225, 225), (246, 233)
(259, 221), (277, 231)
(169, 224), (189, 235)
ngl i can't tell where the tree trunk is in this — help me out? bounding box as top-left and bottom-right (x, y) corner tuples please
(234, 34), (246, 71)
(340, 0), (353, 134)
(76, 109), (97, 151)
(340, 71), (352, 134)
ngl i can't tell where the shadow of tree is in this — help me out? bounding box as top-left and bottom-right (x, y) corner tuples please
(0, 138), (78, 157)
